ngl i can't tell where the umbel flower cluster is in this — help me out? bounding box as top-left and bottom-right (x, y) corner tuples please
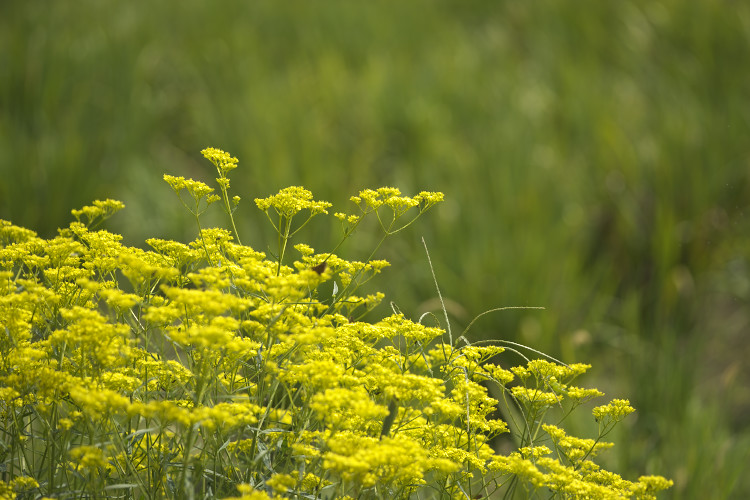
(0, 149), (671, 499)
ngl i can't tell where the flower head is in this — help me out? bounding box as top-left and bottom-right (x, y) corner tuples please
(255, 186), (332, 218)
(201, 147), (239, 173)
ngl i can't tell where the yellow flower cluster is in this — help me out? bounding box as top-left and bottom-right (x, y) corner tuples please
(255, 186), (332, 218)
(350, 187), (444, 213)
(70, 199), (125, 227)
(164, 174), (221, 206)
(0, 149), (671, 499)
(201, 146), (239, 173)
(0, 476), (39, 500)
(490, 443), (673, 500)
(593, 398), (636, 424)
(346, 187), (445, 236)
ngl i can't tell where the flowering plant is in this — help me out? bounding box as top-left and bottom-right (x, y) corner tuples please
(0, 148), (671, 499)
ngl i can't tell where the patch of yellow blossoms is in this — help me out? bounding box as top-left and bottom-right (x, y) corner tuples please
(0, 149), (670, 499)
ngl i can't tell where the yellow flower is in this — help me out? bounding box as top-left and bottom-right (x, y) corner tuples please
(266, 473), (296, 494)
(415, 191), (445, 206)
(511, 386), (563, 409)
(68, 385), (132, 419)
(223, 484), (280, 500)
(0, 219), (38, 245)
(255, 186), (332, 218)
(70, 199), (125, 226)
(98, 287), (140, 311)
(543, 424), (613, 462)
(163, 175), (219, 208)
(566, 385), (604, 402)
(322, 432), (432, 488)
(201, 147), (239, 173)
(69, 445), (107, 470)
(309, 387), (389, 429)
(593, 399), (635, 423)
(8, 476), (39, 495)
(58, 418), (75, 430)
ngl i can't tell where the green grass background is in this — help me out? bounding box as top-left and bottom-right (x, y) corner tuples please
(2, 1), (749, 497)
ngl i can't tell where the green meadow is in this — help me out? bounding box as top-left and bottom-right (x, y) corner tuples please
(2, 1), (749, 498)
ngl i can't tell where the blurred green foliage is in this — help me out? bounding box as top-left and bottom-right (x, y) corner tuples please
(2, 1), (749, 498)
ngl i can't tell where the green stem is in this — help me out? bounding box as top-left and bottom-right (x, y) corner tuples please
(276, 216), (292, 276)
(194, 212), (214, 267)
(219, 183), (242, 245)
